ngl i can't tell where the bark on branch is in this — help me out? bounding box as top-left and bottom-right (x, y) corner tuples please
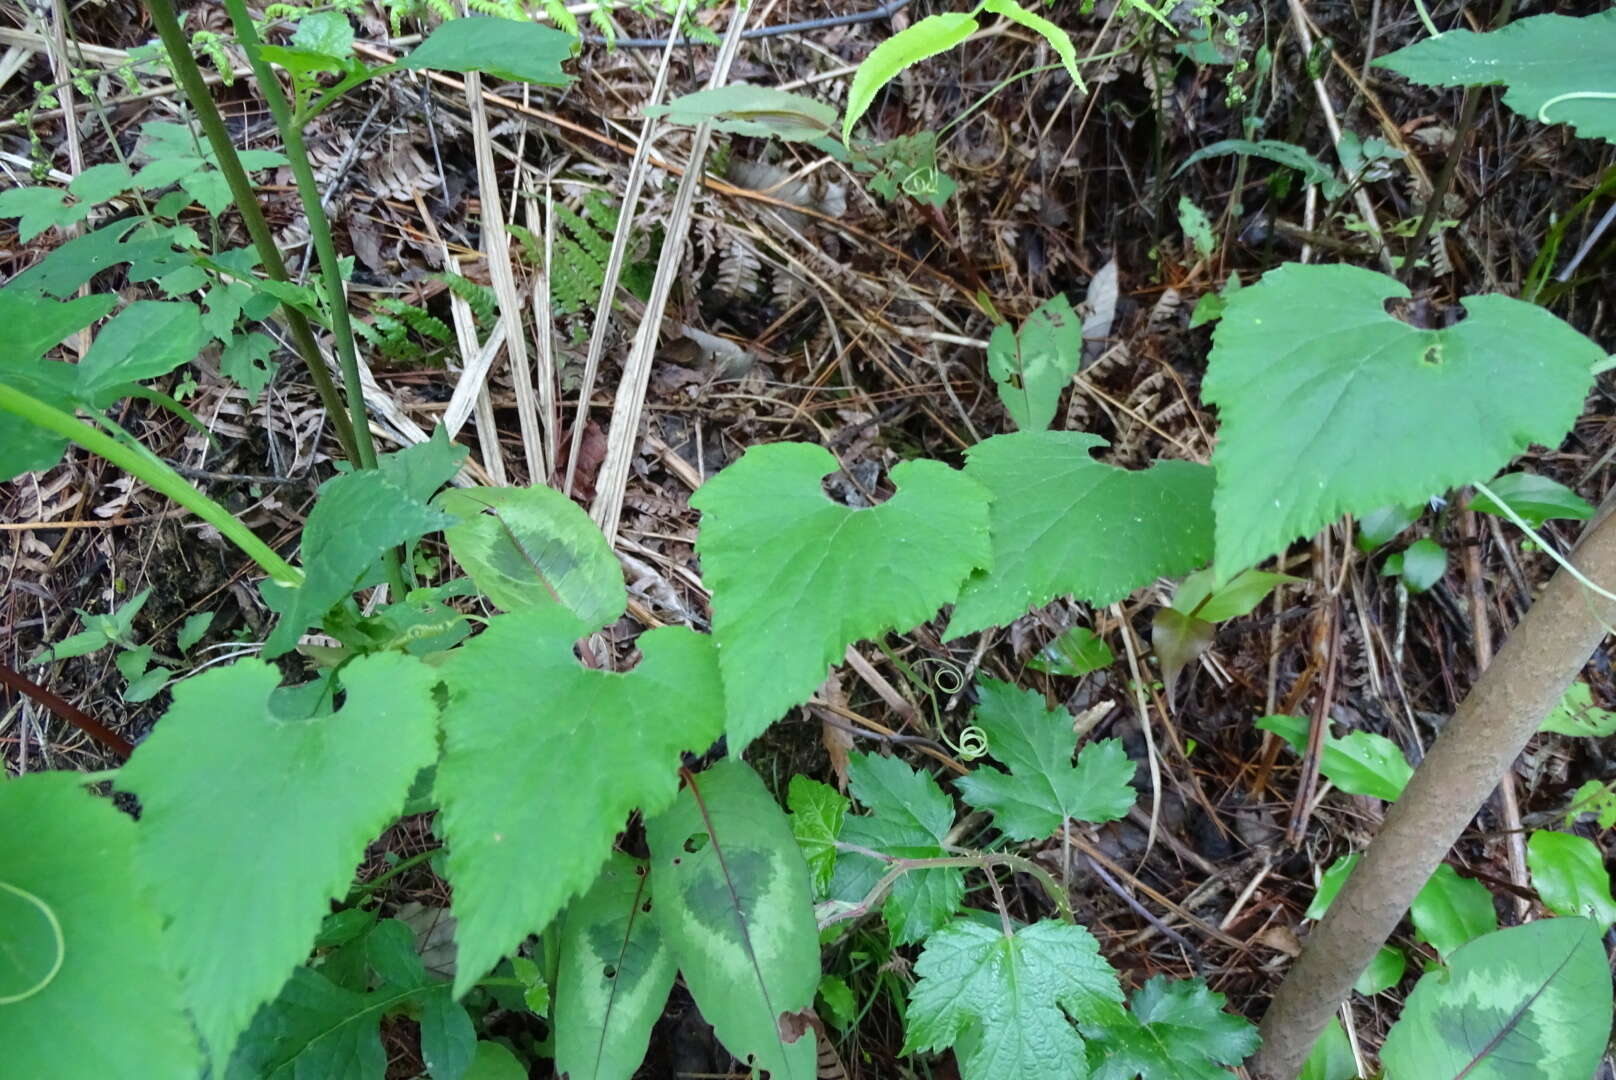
(1250, 501), (1616, 1078)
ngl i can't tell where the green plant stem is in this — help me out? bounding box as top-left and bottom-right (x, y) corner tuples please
(0, 384), (302, 586)
(139, 0), (360, 466)
(219, 0), (376, 474)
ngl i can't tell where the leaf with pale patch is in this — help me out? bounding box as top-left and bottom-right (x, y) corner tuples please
(647, 761), (818, 1079)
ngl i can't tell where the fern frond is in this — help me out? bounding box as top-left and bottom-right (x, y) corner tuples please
(434, 271), (499, 324)
(377, 297), (452, 343)
(542, 0), (581, 35)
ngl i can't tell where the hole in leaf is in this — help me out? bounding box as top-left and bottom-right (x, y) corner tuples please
(682, 832), (708, 854)
(602, 965), (617, 979)
(819, 465), (886, 509)
(640, 900), (652, 914)
(1420, 344), (1444, 366)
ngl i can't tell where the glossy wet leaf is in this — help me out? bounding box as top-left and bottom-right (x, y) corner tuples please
(788, 775), (849, 894)
(555, 853), (676, 1080)
(987, 294), (1082, 432)
(401, 18), (576, 86)
(1083, 975), (1261, 1080)
(693, 442), (990, 750)
(435, 608), (724, 995)
(1377, 10), (1616, 144)
(1205, 263), (1598, 575)
(647, 761), (818, 1079)
(1411, 863), (1498, 959)
(644, 85), (836, 141)
(947, 431), (1215, 638)
(117, 653), (439, 1072)
(1539, 682), (1616, 737)
(0, 773), (200, 1078)
(955, 678), (1135, 840)
(1356, 504), (1421, 552)
(1380, 918), (1612, 1080)
(904, 917), (1121, 1080)
(1257, 715), (1412, 801)
(1468, 471), (1595, 529)
(830, 751), (962, 944)
(843, 13), (977, 142)
(262, 434), (465, 657)
(1172, 567), (1302, 623)
(439, 484), (625, 626)
(1526, 831), (1616, 926)
(1027, 625), (1115, 677)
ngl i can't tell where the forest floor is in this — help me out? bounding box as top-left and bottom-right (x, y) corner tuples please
(2, 0), (1614, 1076)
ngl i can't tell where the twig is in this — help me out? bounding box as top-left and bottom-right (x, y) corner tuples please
(0, 661), (134, 759)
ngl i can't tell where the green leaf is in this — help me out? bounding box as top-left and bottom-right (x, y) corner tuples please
(5, 218), (180, 298)
(987, 295), (1082, 431)
(830, 751), (962, 944)
(1356, 504), (1421, 552)
(0, 773), (200, 1077)
(1151, 607), (1215, 700)
(1299, 1017), (1357, 1080)
(1205, 264), (1599, 574)
(1565, 779), (1616, 830)
(465, 1041), (527, 1080)
(955, 678), (1135, 840)
(1026, 625), (1115, 677)
(116, 652), (440, 1071)
(1177, 139), (1344, 198)
(176, 610), (215, 653)
(220, 331), (278, 400)
(1468, 471), (1595, 530)
(1377, 10), (1616, 144)
(1380, 918), (1612, 1080)
(74, 300), (207, 405)
(644, 85), (837, 141)
(0, 185), (86, 242)
(843, 13), (978, 143)
(1083, 975), (1261, 1080)
(2, 289), (116, 363)
(788, 775), (849, 894)
(262, 435), (465, 657)
(1410, 863), (1498, 959)
(1354, 945), (1406, 996)
(438, 485), (625, 626)
(692, 442), (991, 750)
(903, 917), (1122, 1080)
(225, 966), (416, 1080)
(1172, 567), (1302, 623)
(1526, 831), (1616, 927)
(555, 852), (676, 1080)
(818, 973), (856, 1030)
(980, 0), (1082, 88)
(1305, 853), (1359, 920)
(1178, 196), (1215, 260)
(1257, 715), (1412, 801)
(1541, 682), (1616, 737)
(401, 18), (576, 86)
(69, 162), (135, 204)
(647, 760), (819, 1079)
(435, 608), (725, 995)
(946, 431), (1215, 638)
(1391, 537), (1447, 593)
(291, 11), (354, 58)
(419, 983), (476, 1080)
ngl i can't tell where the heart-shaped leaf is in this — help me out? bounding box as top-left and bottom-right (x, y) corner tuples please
(1205, 264), (1598, 576)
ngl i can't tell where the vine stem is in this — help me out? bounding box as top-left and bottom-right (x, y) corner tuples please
(821, 845), (1075, 930)
(0, 384), (302, 586)
(139, 0), (360, 465)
